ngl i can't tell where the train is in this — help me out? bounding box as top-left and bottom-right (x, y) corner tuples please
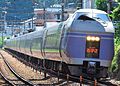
(4, 9), (114, 79)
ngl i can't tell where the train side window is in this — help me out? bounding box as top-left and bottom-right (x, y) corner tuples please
(25, 38), (31, 49)
(31, 37), (41, 50)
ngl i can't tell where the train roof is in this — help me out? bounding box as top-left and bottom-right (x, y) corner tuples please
(75, 9), (107, 14)
(66, 9), (114, 33)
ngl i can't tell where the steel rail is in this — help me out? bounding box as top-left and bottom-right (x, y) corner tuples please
(0, 52), (35, 86)
(0, 71), (15, 86)
(38, 64), (118, 86)
(3, 49), (118, 86)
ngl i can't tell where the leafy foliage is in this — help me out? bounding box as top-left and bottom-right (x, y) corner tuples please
(118, 0), (120, 2)
(96, 0), (107, 12)
(111, 23), (120, 73)
(115, 23), (120, 40)
(0, 36), (6, 48)
(110, 2), (120, 72)
(108, 3), (120, 72)
(112, 5), (120, 21)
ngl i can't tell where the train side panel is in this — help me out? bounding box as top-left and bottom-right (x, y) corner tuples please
(44, 23), (63, 61)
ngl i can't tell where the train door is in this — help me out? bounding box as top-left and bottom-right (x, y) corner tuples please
(41, 29), (48, 58)
(59, 24), (71, 63)
(43, 24), (62, 61)
(25, 36), (32, 56)
(31, 36), (43, 58)
(19, 36), (25, 53)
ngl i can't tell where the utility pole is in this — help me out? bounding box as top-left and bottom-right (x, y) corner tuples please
(12, 21), (14, 36)
(43, 1), (46, 28)
(61, 0), (64, 21)
(107, 0), (112, 13)
(24, 21), (25, 33)
(1, 11), (7, 48)
(79, 0), (83, 9)
(32, 17), (34, 30)
(1, 28), (3, 48)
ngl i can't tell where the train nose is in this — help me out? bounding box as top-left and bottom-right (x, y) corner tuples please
(82, 61), (100, 77)
(87, 62), (96, 74)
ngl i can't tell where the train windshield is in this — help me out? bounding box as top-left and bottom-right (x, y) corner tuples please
(76, 12), (110, 22)
(92, 14), (111, 22)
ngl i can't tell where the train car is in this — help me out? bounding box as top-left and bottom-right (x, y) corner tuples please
(4, 9), (114, 79)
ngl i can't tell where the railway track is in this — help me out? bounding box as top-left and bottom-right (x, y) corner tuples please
(0, 52), (34, 86)
(41, 66), (118, 86)
(0, 70), (15, 85)
(0, 49), (118, 86)
(36, 67), (118, 86)
(0, 71), (11, 86)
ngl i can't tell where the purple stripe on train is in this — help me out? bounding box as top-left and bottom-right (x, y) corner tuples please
(65, 32), (114, 61)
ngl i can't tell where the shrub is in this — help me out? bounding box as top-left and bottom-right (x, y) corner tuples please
(111, 22), (120, 73)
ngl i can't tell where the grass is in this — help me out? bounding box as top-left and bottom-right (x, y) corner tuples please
(0, 37), (4, 47)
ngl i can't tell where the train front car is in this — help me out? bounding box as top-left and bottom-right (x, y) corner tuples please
(63, 9), (114, 79)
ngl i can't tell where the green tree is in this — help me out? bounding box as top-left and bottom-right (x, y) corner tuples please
(96, 0), (107, 12)
(118, 0), (120, 2)
(112, 5), (120, 21)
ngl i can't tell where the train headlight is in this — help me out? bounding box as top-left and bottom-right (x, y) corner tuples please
(86, 36), (91, 41)
(86, 36), (100, 42)
(91, 37), (96, 41)
(95, 37), (100, 41)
